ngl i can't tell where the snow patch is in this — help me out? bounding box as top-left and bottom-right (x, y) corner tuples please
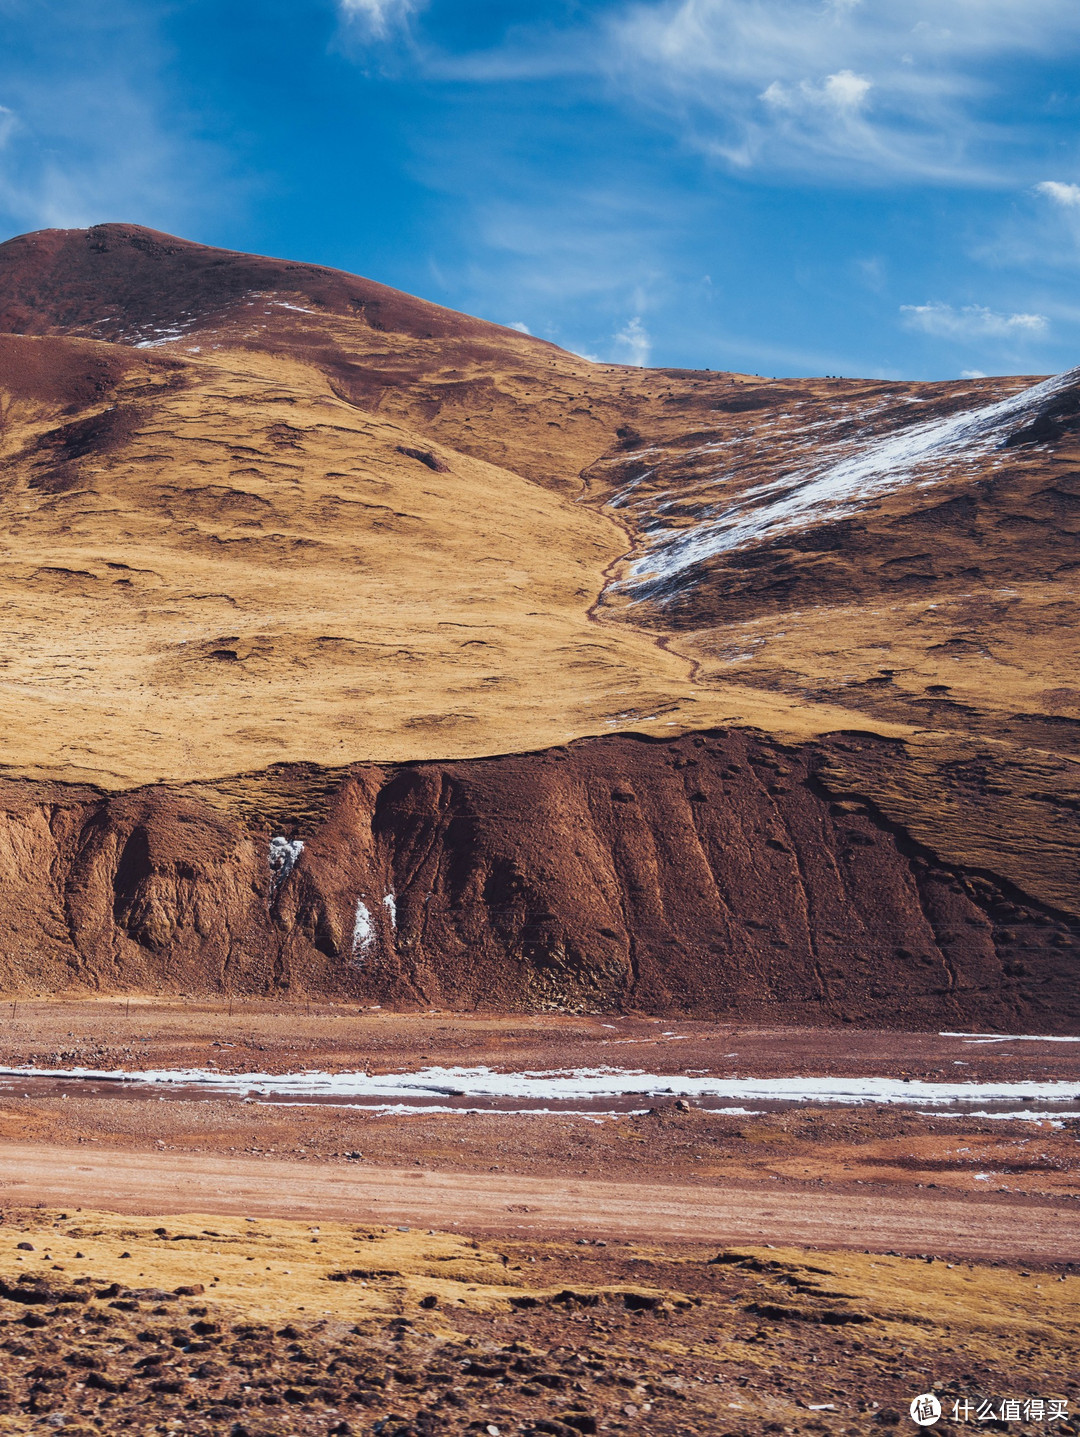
(383, 892), (397, 930)
(925, 1111), (1072, 1126)
(271, 1102), (661, 1118)
(268, 836), (303, 885)
(1, 1064), (1075, 1110)
(620, 364), (1080, 598)
(941, 1031), (1080, 1044)
(133, 329), (187, 349)
(351, 900), (376, 961)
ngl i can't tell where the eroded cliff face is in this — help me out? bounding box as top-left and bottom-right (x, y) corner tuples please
(1, 730), (1074, 1030)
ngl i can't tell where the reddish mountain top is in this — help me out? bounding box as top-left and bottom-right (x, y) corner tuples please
(0, 222), (509, 345)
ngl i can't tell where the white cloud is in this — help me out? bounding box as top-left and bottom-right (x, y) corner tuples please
(339, 0), (420, 39)
(761, 69), (871, 113)
(823, 69), (873, 109)
(961, 368), (988, 378)
(614, 315), (651, 366)
(900, 302), (1048, 339)
(507, 320), (531, 333)
(594, 0), (1080, 182)
(1037, 180), (1080, 208)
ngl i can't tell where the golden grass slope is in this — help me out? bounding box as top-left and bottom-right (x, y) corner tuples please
(0, 336), (721, 787)
(0, 220), (1076, 915)
(0, 323), (905, 789)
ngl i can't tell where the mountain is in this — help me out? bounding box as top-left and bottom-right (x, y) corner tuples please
(0, 222), (1075, 1026)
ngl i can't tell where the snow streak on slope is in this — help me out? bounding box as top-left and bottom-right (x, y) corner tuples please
(620, 365), (1080, 601)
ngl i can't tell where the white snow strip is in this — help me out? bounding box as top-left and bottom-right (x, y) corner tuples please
(133, 332), (186, 349)
(622, 364), (1079, 594)
(383, 892), (397, 930)
(922, 1111), (1074, 1125)
(266, 1103), (666, 1118)
(940, 1031), (1080, 1043)
(351, 900), (376, 960)
(0, 1065), (1075, 1107)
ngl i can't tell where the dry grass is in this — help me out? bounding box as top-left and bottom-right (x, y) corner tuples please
(0, 1208), (1074, 1435)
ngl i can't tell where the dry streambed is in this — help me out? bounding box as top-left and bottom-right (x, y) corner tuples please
(0, 1209), (1075, 1436)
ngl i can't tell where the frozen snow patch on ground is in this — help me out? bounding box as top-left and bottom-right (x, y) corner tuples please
(1, 1064), (1076, 1111)
(925, 1111), (1073, 1126)
(133, 329), (188, 348)
(941, 1031), (1080, 1044)
(383, 892), (397, 930)
(268, 836), (303, 885)
(351, 900), (376, 961)
(621, 364), (1080, 598)
(271, 1102), (666, 1119)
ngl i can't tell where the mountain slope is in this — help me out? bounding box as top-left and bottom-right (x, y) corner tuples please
(0, 222), (1074, 1019)
(0, 329), (706, 785)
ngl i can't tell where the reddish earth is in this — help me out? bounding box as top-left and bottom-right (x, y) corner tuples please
(1, 1005), (1077, 1249)
(1, 728), (1076, 1028)
(3, 1000), (1079, 1082)
(0, 1144), (1074, 1266)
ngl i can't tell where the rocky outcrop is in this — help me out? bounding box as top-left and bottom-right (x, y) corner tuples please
(0, 729), (1075, 1030)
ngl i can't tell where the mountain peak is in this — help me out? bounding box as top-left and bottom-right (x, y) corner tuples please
(0, 222), (505, 346)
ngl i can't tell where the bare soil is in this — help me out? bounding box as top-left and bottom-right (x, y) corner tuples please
(1, 1008), (1078, 1432)
(2, 1005), (1078, 1245)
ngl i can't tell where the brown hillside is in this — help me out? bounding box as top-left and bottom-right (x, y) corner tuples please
(0, 222), (1074, 1015)
(0, 730), (1075, 1028)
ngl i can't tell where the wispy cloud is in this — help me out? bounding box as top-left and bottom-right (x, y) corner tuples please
(970, 179), (1080, 275)
(317, 0), (1080, 376)
(0, 2), (235, 238)
(614, 315), (651, 366)
(424, 0), (1080, 185)
(338, 0), (422, 40)
(1037, 180), (1080, 208)
(422, 166), (675, 363)
(900, 301), (1048, 340)
(601, 0), (1080, 182)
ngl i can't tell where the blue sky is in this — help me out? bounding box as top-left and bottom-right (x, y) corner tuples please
(2, 0), (1080, 379)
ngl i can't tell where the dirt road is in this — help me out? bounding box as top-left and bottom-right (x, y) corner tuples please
(1, 1141), (1074, 1264)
